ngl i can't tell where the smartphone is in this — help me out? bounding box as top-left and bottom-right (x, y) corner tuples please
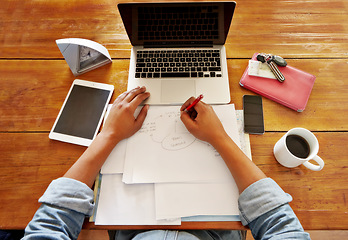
(243, 95), (265, 134)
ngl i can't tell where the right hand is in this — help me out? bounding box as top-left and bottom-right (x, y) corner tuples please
(180, 97), (229, 145)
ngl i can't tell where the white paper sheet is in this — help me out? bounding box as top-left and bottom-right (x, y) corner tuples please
(236, 110), (252, 160)
(155, 178), (240, 220)
(101, 105), (143, 174)
(101, 105), (127, 174)
(154, 111), (255, 220)
(123, 104), (240, 184)
(95, 174), (181, 225)
(95, 106), (252, 225)
(248, 60), (276, 79)
(101, 139), (127, 174)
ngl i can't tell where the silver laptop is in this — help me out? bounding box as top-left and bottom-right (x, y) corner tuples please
(118, 2), (236, 104)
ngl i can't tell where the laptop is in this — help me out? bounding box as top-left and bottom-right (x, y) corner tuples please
(118, 2), (236, 104)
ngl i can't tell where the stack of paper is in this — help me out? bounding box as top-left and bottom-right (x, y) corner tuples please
(94, 105), (251, 225)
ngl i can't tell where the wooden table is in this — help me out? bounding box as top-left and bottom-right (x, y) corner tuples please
(1, 0), (347, 231)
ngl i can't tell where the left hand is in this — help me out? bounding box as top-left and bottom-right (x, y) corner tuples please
(101, 86), (150, 144)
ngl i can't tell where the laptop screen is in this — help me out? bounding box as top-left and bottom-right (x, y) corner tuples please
(118, 2), (236, 47)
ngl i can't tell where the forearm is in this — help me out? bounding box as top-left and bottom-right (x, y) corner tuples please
(64, 132), (119, 188)
(23, 178), (94, 240)
(239, 178), (310, 239)
(211, 135), (266, 193)
(24, 204), (85, 240)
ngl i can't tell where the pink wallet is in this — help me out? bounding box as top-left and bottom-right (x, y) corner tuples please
(239, 53), (316, 112)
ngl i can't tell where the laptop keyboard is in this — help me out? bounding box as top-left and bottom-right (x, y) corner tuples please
(135, 49), (222, 78)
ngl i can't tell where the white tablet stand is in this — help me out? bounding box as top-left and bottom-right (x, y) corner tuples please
(56, 38), (112, 76)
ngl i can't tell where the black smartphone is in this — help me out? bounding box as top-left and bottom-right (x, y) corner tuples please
(243, 95), (265, 134)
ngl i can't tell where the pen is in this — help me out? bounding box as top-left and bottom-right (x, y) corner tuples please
(184, 94), (204, 112)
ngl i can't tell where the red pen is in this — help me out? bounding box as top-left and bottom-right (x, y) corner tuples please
(184, 94), (204, 112)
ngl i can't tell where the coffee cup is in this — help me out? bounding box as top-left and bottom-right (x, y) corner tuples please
(273, 128), (324, 171)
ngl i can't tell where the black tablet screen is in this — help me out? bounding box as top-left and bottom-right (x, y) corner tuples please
(53, 85), (111, 139)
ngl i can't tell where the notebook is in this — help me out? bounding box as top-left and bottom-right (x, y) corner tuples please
(118, 2), (236, 104)
(239, 53), (316, 112)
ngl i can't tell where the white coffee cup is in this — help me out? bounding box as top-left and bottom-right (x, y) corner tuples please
(273, 128), (324, 171)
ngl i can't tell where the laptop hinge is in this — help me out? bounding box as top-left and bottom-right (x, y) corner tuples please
(143, 41), (213, 48)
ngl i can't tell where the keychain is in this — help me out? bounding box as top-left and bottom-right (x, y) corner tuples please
(256, 53), (287, 82)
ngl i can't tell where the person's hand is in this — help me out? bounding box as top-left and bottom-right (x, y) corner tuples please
(101, 86), (150, 144)
(180, 97), (229, 145)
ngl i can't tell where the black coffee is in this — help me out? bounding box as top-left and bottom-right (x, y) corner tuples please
(286, 135), (310, 158)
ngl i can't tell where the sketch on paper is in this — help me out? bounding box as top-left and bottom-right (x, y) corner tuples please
(139, 111), (196, 151)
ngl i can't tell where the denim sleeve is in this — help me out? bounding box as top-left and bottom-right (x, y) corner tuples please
(22, 177), (95, 240)
(238, 178), (310, 240)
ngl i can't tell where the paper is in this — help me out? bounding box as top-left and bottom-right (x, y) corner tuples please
(155, 179), (239, 220)
(95, 106), (252, 225)
(122, 104), (240, 184)
(95, 174), (181, 225)
(236, 110), (252, 160)
(248, 60), (276, 79)
(101, 105), (127, 174)
(101, 140), (127, 174)
(101, 105), (143, 174)
(154, 112), (251, 220)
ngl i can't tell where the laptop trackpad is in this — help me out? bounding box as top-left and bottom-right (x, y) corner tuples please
(161, 80), (196, 104)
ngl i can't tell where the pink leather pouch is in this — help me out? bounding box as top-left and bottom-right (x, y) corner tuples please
(239, 53), (316, 112)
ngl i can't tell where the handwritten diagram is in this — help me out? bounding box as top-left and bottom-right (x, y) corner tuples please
(123, 105), (239, 184)
(139, 110), (196, 151)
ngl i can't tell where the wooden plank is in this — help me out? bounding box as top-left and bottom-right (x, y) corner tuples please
(230, 59), (348, 132)
(1, 0), (347, 59)
(0, 133), (86, 229)
(84, 221), (247, 231)
(77, 229), (348, 240)
(0, 132), (347, 229)
(304, 231), (348, 240)
(249, 132), (348, 230)
(0, 60), (129, 132)
(0, 59), (347, 132)
(1, 0), (347, 233)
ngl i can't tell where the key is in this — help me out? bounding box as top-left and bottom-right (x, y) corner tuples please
(272, 55), (287, 67)
(161, 72), (190, 78)
(267, 58), (285, 82)
(256, 53), (267, 63)
(256, 54), (286, 83)
(209, 67), (221, 71)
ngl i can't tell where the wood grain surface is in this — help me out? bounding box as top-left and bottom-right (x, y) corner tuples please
(0, 0), (347, 231)
(0, 59), (347, 132)
(1, 0), (348, 59)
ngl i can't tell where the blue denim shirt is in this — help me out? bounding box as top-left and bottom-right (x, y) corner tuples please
(22, 177), (310, 240)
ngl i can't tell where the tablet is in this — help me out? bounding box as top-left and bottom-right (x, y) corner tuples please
(49, 79), (114, 146)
